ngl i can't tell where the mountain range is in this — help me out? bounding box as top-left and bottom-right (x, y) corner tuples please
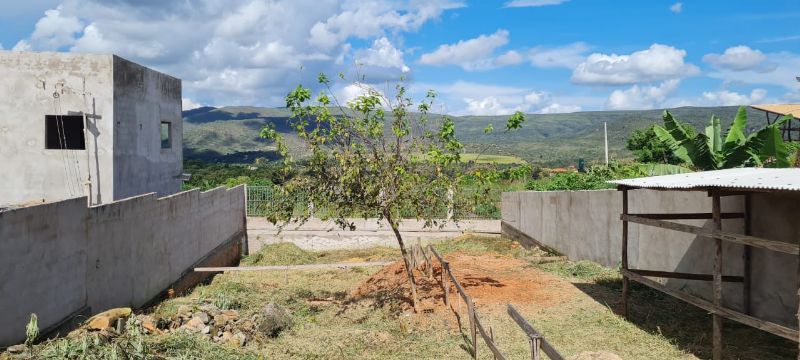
(182, 105), (764, 167)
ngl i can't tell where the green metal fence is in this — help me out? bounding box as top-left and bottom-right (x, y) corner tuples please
(246, 186), (500, 220)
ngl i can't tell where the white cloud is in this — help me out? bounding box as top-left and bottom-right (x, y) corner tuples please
(695, 89), (767, 106)
(702, 45), (772, 72)
(528, 42), (589, 68)
(14, 6), (82, 51)
(495, 50), (524, 66)
(706, 51), (800, 90)
(572, 44), (699, 85)
(308, 0), (465, 51)
(420, 81), (583, 115)
(418, 29), (514, 71)
(355, 37), (410, 73)
(539, 103), (581, 114)
(14, 0), (459, 106)
(669, 2), (682, 14)
(182, 98), (203, 110)
(606, 79), (681, 110)
(504, 0), (569, 7)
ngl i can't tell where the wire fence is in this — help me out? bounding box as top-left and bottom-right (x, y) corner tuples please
(246, 186), (501, 219)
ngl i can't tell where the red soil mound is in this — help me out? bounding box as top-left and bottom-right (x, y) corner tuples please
(351, 251), (575, 313)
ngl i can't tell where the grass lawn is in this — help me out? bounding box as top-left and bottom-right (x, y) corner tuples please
(13, 236), (795, 359)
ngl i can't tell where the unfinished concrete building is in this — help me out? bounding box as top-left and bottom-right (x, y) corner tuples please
(0, 51), (183, 207)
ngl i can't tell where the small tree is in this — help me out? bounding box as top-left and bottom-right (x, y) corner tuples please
(626, 125), (687, 164)
(262, 75), (523, 311)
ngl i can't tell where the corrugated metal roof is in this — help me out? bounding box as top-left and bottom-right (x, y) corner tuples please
(751, 104), (800, 118)
(610, 168), (800, 191)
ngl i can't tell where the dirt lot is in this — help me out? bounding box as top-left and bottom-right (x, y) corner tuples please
(4, 235), (795, 359)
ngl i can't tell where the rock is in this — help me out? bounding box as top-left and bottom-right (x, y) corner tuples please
(176, 305), (192, 318)
(201, 325), (211, 334)
(194, 311), (210, 324)
(258, 303), (293, 337)
(139, 316), (163, 335)
(85, 308), (132, 330)
(179, 317), (206, 333)
(222, 310), (239, 320)
(228, 332), (247, 347)
(568, 351), (623, 360)
(200, 304), (220, 317)
(219, 331), (233, 343)
(6, 344), (26, 353)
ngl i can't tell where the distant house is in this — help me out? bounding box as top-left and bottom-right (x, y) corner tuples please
(0, 51), (183, 207)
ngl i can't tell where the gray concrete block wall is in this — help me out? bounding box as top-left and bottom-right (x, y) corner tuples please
(502, 189), (796, 325)
(0, 52), (115, 205)
(112, 55), (183, 200)
(0, 186), (245, 346)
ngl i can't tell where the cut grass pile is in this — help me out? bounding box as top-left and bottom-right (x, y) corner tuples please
(241, 243), (400, 266)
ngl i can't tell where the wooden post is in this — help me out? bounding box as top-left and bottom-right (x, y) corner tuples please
(470, 299), (477, 359)
(490, 326), (496, 360)
(621, 187), (630, 318)
(443, 262), (450, 306)
(712, 191), (723, 360)
(530, 335), (541, 360)
(743, 193), (752, 315)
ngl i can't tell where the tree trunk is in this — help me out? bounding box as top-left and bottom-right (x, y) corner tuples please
(385, 211), (420, 312)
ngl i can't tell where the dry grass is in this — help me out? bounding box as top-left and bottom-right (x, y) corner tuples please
(16, 236), (795, 359)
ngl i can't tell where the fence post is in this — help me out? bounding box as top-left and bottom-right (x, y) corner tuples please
(529, 334), (541, 360)
(442, 262), (450, 306)
(470, 299), (477, 359)
(490, 326), (496, 360)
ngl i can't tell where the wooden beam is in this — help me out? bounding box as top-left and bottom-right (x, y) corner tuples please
(623, 269), (799, 342)
(507, 305), (565, 360)
(712, 192), (723, 360)
(475, 311), (507, 360)
(621, 214), (800, 255)
(628, 269), (743, 282)
(630, 213), (744, 220)
(744, 194), (752, 315)
(622, 188), (630, 319)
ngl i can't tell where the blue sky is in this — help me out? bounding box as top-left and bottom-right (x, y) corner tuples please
(2, 0), (799, 115)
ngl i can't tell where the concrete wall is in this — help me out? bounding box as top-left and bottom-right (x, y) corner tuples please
(0, 186), (246, 346)
(112, 55), (182, 199)
(502, 189), (797, 326)
(0, 51), (115, 206)
(247, 217), (500, 252)
(0, 51), (182, 207)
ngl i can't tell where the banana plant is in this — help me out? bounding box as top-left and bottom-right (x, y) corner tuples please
(653, 106), (792, 170)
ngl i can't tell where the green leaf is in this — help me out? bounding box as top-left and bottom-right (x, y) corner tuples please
(687, 133), (719, 170)
(723, 106), (748, 152)
(653, 125), (692, 165)
(745, 116), (792, 168)
(636, 163), (693, 176)
(704, 115), (722, 153)
(662, 111), (693, 143)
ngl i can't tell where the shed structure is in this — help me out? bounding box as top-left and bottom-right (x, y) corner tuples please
(751, 104), (800, 141)
(611, 168), (800, 360)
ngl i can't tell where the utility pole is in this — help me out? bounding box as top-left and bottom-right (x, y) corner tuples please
(604, 122), (609, 165)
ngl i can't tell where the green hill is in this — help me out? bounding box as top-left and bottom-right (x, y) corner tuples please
(183, 105), (764, 166)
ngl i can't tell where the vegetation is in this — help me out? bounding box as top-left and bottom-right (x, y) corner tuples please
(183, 105), (761, 167)
(654, 107), (794, 170)
(524, 161), (692, 191)
(182, 160), (288, 190)
(17, 236), (795, 359)
(626, 125), (688, 164)
(263, 75), (525, 311)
